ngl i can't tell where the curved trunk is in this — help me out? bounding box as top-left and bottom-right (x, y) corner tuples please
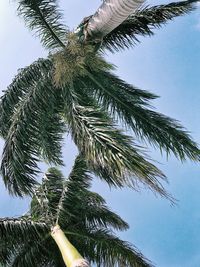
(51, 225), (90, 267)
(86, 0), (144, 40)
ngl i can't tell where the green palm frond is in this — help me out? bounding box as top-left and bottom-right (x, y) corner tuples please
(4, 226), (67, 267)
(60, 187), (129, 231)
(31, 168), (65, 223)
(0, 167), (152, 266)
(37, 111), (66, 165)
(1, 71), (65, 196)
(40, 156), (128, 231)
(83, 70), (200, 161)
(62, 83), (170, 199)
(16, 0), (67, 49)
(0, 58), (51, 138)
(2, 0), (199, 199)
(66, 154), (92, 189)
(0, 242), (16, 267)
(10, 241), (50, 267)
(3, 231), (56, 267)
(70, 192), (129, 231)
(0, 217), (47, 242)
(31, 163), (88, 224)
(102, 0), (198, 52)
(83, 69), (158, 104)
(55, 155), (91, 224)
(2, 232), (63, 267)
(67, 228), (153, 267)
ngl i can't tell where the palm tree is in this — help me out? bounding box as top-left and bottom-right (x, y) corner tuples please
(0, 0), (199, 197)
(0, 156), (153, 267)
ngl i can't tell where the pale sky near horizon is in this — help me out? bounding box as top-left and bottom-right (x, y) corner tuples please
(0, 1), (200, 266)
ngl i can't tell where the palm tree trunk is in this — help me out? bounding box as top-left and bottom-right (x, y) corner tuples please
(51, 225), (90, 267)
(86, 0), (144, 40)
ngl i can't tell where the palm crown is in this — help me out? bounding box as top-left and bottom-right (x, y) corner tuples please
(0, 0), (199, 197)
(0, 156), (153, 267)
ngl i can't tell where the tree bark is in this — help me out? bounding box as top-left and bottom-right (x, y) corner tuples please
(51, 225), (90, 267)
(86, 0), (144, 39)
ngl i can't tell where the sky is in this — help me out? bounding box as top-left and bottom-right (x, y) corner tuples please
(0, 0), (200, 266)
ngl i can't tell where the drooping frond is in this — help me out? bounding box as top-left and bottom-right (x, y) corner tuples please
(83, 70), (200, 161)
(83, 69), (158, 103)
(1, 241), (62, 267)
(0, 207), (64, 266)
(9, 235), (71, 267)
(10, 242), (48, 267)
(0, 58), (51, 138)
(2, 228), (56, 267)
(1, 71), (65, 196)
(62, 82), (171, 199)
(67, 190), (129, 231)
(37, 105), (66, 165)
(58, 184), (129, 231)
(67, 228), (154, 267)
(10, 238), (54, 267)
(0, 241), (12, 266)
(102, 0), (198, 52)
(0, 217), (47, 242)
(16, 0), (67, 49)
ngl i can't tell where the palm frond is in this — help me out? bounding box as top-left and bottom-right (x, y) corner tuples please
(0, 216), (62, 267)
(0, 241), (12, 265)
(37, 105), (66, 165)
(55, 154), (92, 224)
(30, 159), (129, 232)
(86, 205), (129, 232)
(59, 185), (129, 231)
(16, 0), (67, 49)
(61, 81), (171, 200)
(67, 228), (153, 267)
(0, 217), (47, 242)
(31, 168), (65, 224)
(1, 72), (65, 196)
(72, 192), (129, 231)
(102, 0), (198, 52)
(83, 70), (200, 161)
(11, 241), (54, 267)
(10, 243), (46, 267)
(8, 235), (54, 267)
(67, 154), (92, 189)
(0, 58), (51, 138)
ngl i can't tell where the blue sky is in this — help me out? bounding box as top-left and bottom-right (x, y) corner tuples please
(0, 0), (200, 266)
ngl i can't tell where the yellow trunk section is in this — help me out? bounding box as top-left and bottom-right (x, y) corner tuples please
(51, 225), (87, 267)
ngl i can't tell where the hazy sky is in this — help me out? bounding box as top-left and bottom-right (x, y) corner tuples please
(1, 1), (200, 266)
